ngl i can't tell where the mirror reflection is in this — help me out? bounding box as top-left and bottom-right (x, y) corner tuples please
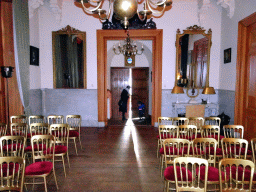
(52, 25), (86, 88)
(175, 26), (212, 89)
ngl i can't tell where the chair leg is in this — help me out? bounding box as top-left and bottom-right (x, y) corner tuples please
(157, 139), (160, 158)
(74, 139), (78, 156)
(67, 152), (70, 168)
(52, 168), (59, 190)
(79, 136), (82, 149)
(62, 155), (67, 177)
(44, 176), (47, 192)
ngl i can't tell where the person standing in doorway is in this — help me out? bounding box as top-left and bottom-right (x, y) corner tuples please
(119, 85), (130, 121)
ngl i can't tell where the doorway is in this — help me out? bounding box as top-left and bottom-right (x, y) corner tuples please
(97, 29), (163, 126)
(110, 67), (150, 125)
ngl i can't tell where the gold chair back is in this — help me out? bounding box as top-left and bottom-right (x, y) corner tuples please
(47, 115), (64, 125)
(251, 138), (256, 164)
(30, 123), (50, 136)
(0, 136), (26, 158)
(159, 125), (179, 147)
(158, 117), (173, 126)
(221, 138), (248, 159)
(201, 125), (221, 146)
(178, 125), (197, 141)
(10, 123), (28, 138)
(0, 123), (7, 136)
(0, 156), (25, 192)
(188, 117), (205, 134)
(28, 115), (45, 125)
(205, 117), (221, 126)
(174, 157), (208, 192)
(219, 158), (255, 192)
(223, 125), (244, 139)
(10, 115), (27, 124)
(66, 115), (81, 132)
(49, 124), (69, 145)
(172, 117), (189, 126)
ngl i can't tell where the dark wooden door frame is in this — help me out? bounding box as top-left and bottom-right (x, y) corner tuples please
(97, 29), (163, 126)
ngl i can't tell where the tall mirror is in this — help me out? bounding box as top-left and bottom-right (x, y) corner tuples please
(175, 25), (212, 89)
(52, 25), (86, 88)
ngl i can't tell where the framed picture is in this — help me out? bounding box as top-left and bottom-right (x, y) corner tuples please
(224, 48), (231, 64)
(30, 46), (39, 66)
(125, 55), (135, 67)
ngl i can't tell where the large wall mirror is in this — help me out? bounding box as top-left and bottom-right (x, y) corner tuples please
(175, 25), (212, 89)
(52, 25), (86, 88)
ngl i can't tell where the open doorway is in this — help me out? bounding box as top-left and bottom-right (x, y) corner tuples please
(109, 67), (150, 125)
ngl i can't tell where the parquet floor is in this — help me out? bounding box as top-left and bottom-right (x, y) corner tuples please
(28, 119), (164, 192)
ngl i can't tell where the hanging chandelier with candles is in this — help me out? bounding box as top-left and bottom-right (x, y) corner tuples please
(75, 0), (172, 29)
(113, 32), (144, 57)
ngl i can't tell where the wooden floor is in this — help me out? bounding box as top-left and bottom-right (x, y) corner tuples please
(29, 119), (164, 191)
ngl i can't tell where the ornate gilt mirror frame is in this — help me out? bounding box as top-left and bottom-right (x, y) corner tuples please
(175, 25), (212, 94)
(52, 25), (87, 88)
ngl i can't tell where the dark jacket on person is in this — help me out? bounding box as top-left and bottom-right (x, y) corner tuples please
(119, 88), (129, 113)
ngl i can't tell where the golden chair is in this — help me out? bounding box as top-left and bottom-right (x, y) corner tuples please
(49, 123), (70, 177)
(251, 138), (256, 164)
(28, 115), (46, 125)
(66, 115), (82, 156)
(0, 136), (26, 158)
(178, 125), (197, 142)
(172, 117), (189, 126)
(24, 135), (58, 192)
(188, 117), (205, 135)
(10, 123), (28, 138)
(47, 115), (64, 125)
(0, 156), (25, 192)
(223, 125), (244, 139)
(157, 117), (173, 158)
(193, 138), (222, 191)
(174, 157), (208, 192)
(10, 115), (27, 124)
(158, 125), (179, 175)
(0, 123), (7, 136)
(219, 158), (255, 192)
(163, 139), (191, 191)
(204, 117), (221, 126)
(222, 138), (250, 159)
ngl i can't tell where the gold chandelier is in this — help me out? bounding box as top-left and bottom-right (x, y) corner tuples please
(75, 0), (172, 29)
(113, 31), (144, 57)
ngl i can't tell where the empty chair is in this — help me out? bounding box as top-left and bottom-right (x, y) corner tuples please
(172, 117), (189, 126)
(163, 139), (191, 191)
(158, 125), (179, 175)
(10, 115), (27, 124)
(24, 135), (58, 191)
(0, 136), (26, 158)
(251, 138), (256, 164)
(157, 117), (173, 158)
(222, 138), (250, 159)
(28, 115), (46, 125)
(174, 157), (208, 192)
(66, 115), (82, 156)
(49, 123), (70, 177)
(178, 125), (197, 141)
(0, 123), (7, 136)
(204, 117), (221, 126)
(219, 158), (255, 192)
(47, 115), (64, 125)
(188, 117), (204, 135)
(0, 156), (25, 191)
(223, 125), (244, 138)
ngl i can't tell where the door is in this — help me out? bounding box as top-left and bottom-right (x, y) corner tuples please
(131, 67), (149, 118)
(235, 13), (256, 141)
(111, 68), (130, 120)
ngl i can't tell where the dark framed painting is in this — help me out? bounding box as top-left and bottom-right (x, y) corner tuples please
(30, 46), (39, 66)
(224, 48), (231, 64)
(125, 55), (135, 67)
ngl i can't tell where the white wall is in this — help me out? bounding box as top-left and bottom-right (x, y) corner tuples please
(219, 0), (256, 91)
(29, 0), (224, 90)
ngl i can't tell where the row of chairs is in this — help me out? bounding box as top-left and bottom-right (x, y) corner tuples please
(162, 137), (256, 191)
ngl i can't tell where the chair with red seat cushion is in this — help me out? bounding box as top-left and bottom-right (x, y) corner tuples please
(219, 158), (255, 192)
(223, 125), (244, 139)
(10, 123), (28, 138)
(204, 117), (221, 127)
(173, 157), (208, 192)
(66, 115), (82, 156)
(172, 117), (189, 126)
(222, 138), (249, 159)
(162, 138), (190, 190)
(24, 135), (58, 191)
(0, 136), (26, 158)
(28, 115), (46, 125)
(0, 156), (25, 191)
(47, 115), (64, 125)
(157, 117), (173, 158)
(49, 123), (70, 177)
(251, 138), (256, 164)
(10, 115), (27, 124)
(188, 117), (204, 136)
(178, 125), (197, 142)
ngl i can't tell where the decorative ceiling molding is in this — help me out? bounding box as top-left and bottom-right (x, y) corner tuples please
(216, 0), (235, 18)
(28, 0), (44, 18)
(50, 0), (62, 22)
